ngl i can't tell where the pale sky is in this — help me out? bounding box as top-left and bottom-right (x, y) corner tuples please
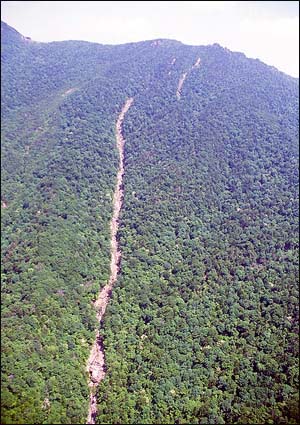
(1, 1), (299, 77)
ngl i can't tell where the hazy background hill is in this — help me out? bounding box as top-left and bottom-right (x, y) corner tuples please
(1, 21), (299, 424)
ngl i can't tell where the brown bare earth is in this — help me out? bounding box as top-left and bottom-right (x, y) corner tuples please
(176, 57), (201, 100)
(193, 57), (201, 68)
(62, 87), (78, 97)
(86, 98), (133, 425)
(176, 72), (188, 100)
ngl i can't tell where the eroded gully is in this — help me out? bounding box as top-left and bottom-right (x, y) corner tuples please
(176, 57), (201, 100)
(86, 97), (134, 424)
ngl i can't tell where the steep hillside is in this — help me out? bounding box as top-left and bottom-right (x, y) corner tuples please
(1, 21), (299, 424)
(99, 46), (299, 425)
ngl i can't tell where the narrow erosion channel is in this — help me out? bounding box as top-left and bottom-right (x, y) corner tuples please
(86, 97), (134, 425)
(176, 57), (201, 100)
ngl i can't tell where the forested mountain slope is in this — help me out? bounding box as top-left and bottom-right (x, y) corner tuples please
(1, 21), (299, 424)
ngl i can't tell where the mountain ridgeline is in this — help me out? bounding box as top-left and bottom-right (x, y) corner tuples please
(1, 21), (299, 424)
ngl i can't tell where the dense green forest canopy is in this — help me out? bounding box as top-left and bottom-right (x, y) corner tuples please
(1, 21), (299, 424)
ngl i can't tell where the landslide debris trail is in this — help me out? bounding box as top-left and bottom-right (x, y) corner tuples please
(86, 98), (134, 425)
(176, 57), (201, 100)
(176, 72), (188, 100)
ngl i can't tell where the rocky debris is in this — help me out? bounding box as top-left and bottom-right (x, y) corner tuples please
(62, 88), (78, 97)
(86, 98), (133, 424)
(176, 57), (201, 100)
(176, 72), (188, 100)
(42, 398), (51, 410)
(193, 57), (201, 68)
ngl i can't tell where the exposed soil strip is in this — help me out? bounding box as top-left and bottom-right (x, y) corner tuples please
(176, 72), (188, 100)
(176, 57), (201, 100)
(86, 97), (133, 424)
(62, 87), (78, 97)
(193, 58), (201, 68)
